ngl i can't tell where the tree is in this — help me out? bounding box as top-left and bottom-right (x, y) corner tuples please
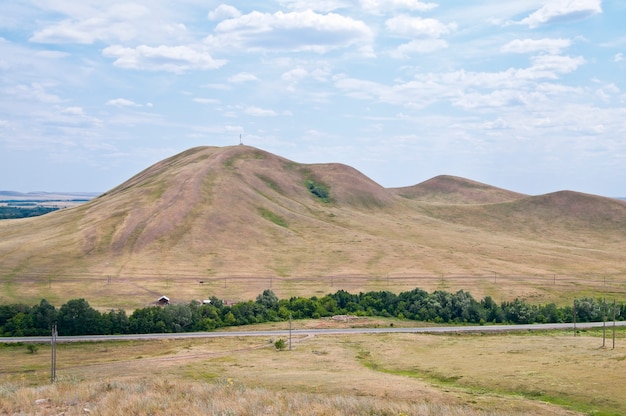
(31, 299), (57, 335)
(574, 298), (601, 322)
(106, 309), (129, 334)
(57, 299), (104, 335)
(256, 289), (279, 310)
(163, 304), (193, 332)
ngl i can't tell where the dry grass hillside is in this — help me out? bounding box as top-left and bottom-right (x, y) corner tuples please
(391, 174), (527, 204)
(0, 145), (625, 308)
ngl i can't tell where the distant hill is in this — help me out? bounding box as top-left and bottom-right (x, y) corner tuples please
(0, 191), (99, 200)
(0, 145), (624, 307)
(390, 175), (527, 204)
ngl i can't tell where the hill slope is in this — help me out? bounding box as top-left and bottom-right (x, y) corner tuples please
(391, 175), (527, 204)
(0, 145), (624, 306)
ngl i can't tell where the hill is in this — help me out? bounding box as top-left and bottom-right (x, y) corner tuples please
(391, 175), (527, 204)
(0, 145), (624, 308)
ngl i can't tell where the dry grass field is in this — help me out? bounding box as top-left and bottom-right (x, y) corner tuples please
(1, 321), (624, 415)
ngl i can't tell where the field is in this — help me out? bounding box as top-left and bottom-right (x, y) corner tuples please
(2, 319), (625, 415)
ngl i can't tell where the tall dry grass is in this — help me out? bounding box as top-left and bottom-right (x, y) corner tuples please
(0, 377), (509, 416)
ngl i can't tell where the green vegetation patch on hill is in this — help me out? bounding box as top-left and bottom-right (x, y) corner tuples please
(258, 207), (288, 227)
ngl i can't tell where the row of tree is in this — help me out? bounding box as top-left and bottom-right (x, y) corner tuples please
(0, 206), (58, 219)
(0, 289), (623, 337)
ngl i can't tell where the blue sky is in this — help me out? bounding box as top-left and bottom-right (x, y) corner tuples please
(1, 0), (624, 197)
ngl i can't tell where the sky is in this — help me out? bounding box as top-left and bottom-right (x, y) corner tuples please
(0, 0), (625, 197)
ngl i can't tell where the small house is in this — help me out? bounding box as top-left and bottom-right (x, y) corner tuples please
(157, 296), (170, 306)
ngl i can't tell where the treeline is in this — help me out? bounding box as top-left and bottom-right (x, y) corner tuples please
(1, 289), (623, 337)
(0, 206), (58, 219)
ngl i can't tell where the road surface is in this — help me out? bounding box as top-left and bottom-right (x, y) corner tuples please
(2, 321), (625, 343)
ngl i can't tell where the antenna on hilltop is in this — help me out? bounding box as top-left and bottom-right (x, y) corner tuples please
(239, 134), (243, 145)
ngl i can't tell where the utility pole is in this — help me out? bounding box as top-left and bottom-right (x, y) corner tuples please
(289, 313), (292, 351)
(573, 299), (577, 336)
(602, 298), (606, 348)
(51, 323), (57, 383)
(613, 300), (617, 350)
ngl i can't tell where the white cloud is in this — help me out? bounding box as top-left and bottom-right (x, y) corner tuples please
(389, 39), (448, 58)
(27, 3), (192, 46)
(244, 106), (278, 116)
(525, 54), (585, 77)
(228, 72), (258, 83)
(501, 38), (571, 54)
(29, 3), (149, 44)
(193, 98), (220, 105)
(277, 0), (351, 13)
(386, 16), (455, 38)
(361, 0), (438, 14)
(106, 98), (142, 107)
(278, 0), (437, 14)
(7, 83), (63, 104)
(481, 118), (510, 130)
(385, 16), (455, 57)
(102, 45), (226, 73)
(61, 106), (85, 115)
(208, 10), (373, 54)
(519, 0), (602, 28)
(282, 68), (309, 83)
(615, 53), (623, 62)
(281, 67), (310, 91)
(208, 4), (242, 21)
(34, 50), (70, 59)
(335, 53), (586, 110)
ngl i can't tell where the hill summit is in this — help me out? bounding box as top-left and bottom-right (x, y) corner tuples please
(0, 145), (624, 306)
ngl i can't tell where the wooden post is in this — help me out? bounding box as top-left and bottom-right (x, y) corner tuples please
(51, 323), (57, 383)
(289, 313), (292, 351)
(573, 299), (577, 336)
(613, 300), (617, 350)
(602, 298), (606, 348)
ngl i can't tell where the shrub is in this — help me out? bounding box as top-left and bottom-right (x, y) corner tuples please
(306, 180), (329, 202)
(274, 339), (287, 351)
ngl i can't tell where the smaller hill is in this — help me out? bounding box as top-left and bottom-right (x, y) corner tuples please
(417, 189), (626, 239)
(390, 175), (527, 204)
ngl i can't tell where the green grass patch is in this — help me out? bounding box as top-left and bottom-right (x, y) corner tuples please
(255, 174), (283, 194)
(357, 349), (624, 416)
(258, 208), (287, 228)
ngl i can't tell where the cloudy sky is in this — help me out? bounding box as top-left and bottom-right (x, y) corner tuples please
(1, 0), (624, 197)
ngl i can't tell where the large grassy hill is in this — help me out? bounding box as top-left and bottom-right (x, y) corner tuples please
(1, 145), (624, 308)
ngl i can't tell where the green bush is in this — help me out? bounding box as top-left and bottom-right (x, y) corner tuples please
(306, 180), (329, 202)
(274, 339), (287, 351)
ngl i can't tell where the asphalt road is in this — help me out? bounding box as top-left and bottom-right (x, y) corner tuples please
(2, 321), (625, 343)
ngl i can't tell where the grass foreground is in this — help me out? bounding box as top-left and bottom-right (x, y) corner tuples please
(1, 319), (625, 415)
